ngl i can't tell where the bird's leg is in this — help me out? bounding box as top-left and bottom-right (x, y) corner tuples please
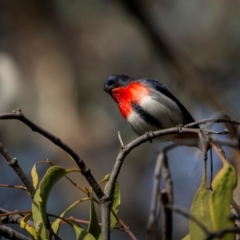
(147, 131), (154, 143)
(176, 124), (184, 134)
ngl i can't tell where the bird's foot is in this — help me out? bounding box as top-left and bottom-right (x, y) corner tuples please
(147, 131), (154, 143)
(176, 124), (184, 134)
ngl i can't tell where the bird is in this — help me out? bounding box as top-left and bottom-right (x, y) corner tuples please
(104, 73), (198, 143)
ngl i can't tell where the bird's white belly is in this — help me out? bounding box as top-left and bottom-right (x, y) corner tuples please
(140, 95), (184, 127)
(127, 95), (185, 140)
(127, 111), (159, 135)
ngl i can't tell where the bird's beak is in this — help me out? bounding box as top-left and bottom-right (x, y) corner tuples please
(104, 83), (114, 94)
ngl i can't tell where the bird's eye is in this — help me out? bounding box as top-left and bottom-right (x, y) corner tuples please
(108, 79), (116, 86)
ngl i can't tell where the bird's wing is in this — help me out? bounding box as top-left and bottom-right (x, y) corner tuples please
(140, 78), (198, 128)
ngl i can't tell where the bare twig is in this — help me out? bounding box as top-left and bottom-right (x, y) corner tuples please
(0, 143), (35, 199)
(210, 147), (213, 189)
(185, 118), (240, 128)
(146, 153), (162, 232)
(2, 110), (240, 240)
(0, 109), (104, 200)
(67, 217), (138, 240)
(0, 208), (34, 227)
(209, 139), (238, 148)
(0, 109), (104, 239)
(118, 219), (138, 240)
(167, 205), (210, 236)
(0, 184), (27, 191)
(104, 127), (200, 239)
(203, 129), (229, 135)
(205, 227), (240, 240)
(161, 191), (172, 240)
(117, 131), (124, 148)
(230, 200), (240, 218)
(0, 225), (31, 240)
(161, 154), (173, 204)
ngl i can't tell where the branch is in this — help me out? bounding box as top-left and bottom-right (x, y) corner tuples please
(0, 109), (104, 240)
(0, 109), (104, 200)
(161, 154), (173, 204)
(230, 199), (240, 218)
(0, 143), (35, 199)
(103, 126), (201, 239)
(185, 118), (240, 128)
(0, 209), (61, 240)
(0, 225), (31, 240)
(146, 153), (162, 232)
(205, 227), (240, 240)
(0, 208), (34, 227)
(161, 191), (172, 240)
(167, 205), (210, 236)
(102, 118), (240, 239)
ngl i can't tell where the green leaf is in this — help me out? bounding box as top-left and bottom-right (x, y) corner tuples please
(182, 234), (190, 240)
(32, 166), (68, 239)
(104, 178), (120, 230)
(31, 163), (39, 189)
(51, 198), (90, 234)
(87, 189), (102, 240)
(210, 161), (237, 240)
(20, 213), (40, 240)
(189, 164), (212, 240)
(72, 223), (96, 240)
(98, 174), (110, 185)
(31, 161), (50, 189)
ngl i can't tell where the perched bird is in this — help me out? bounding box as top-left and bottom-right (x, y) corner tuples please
(104, 73), (198, 142)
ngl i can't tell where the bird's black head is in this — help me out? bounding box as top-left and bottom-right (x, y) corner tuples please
(104, 74), (134, 94)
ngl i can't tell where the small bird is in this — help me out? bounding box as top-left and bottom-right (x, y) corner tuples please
(104, 74), (198, 142)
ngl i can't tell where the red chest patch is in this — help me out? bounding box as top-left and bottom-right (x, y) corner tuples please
(111, 82), (149, 118)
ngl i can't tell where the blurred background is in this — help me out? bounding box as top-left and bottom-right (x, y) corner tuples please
(1, 0), (240, 239)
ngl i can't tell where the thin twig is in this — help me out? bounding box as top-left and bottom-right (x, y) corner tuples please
(0, 109), (104, 200)
(161, 154), (173, 204)
(0, 208), (34, 227)
(205, 227), (240, 240)
(117, 131), (124, 148)
(0, 142), (35, 199)
(210, 147), (213, 190)
(0, 109), (104, 239)
(230, 200), (240, 218)
(185, 118), (240, 128)
(104, 127), (201, 240)
(167, 205), (210, 236)
(203, 129), (229, 135)
(0, 184), (27, 191)
(161, 191), (172, 240)
(67, 217), (138, 240)
(0, 225), (31, 240)
(146, 153), (162, 232)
